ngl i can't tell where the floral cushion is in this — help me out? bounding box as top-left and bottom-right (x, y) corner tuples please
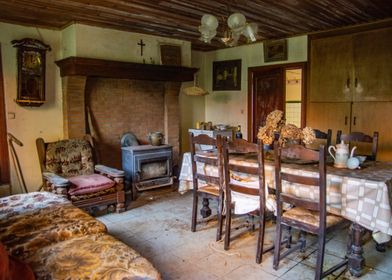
(68, 174), (115, 195)
(0, 204), (106, 260)
(0, 192), (70, 220)
(45, 139), (94, 177)
(26, 234), (161, 280)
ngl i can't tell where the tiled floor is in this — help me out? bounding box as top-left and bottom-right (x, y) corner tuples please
(96, 189), (392, 280)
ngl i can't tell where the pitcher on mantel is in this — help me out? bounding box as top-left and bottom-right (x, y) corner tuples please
(328, 141), (357, 168)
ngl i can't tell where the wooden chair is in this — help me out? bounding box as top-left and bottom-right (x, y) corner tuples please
(189, 132), (224, 241)
(314, 129), (332, 148)
(336, 131), (378, 161)
(273, 143), (348, 279)
(36, 135), (125, 213)
(222, 137), (273, 264)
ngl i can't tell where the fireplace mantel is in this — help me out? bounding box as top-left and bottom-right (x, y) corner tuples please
(55, 57), (198, 82)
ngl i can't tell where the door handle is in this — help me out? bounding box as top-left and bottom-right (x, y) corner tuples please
(346, 78), (350, 88)
(344, 116), (348, 125)
(353, 116), (356, 126)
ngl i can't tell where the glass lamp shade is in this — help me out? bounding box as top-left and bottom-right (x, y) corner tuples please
(199, 25), (217, 43)
(201, 14), (219, 30)
(242, 22), (258, 42)
(227, 13), (246, 32)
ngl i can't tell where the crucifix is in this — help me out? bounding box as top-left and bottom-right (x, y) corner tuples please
(137, 39), (145, 56)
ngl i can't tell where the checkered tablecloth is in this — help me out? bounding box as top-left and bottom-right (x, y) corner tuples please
(179, 152), (392, 236)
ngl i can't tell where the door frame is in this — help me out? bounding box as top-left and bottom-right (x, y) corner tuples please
(0, 44), (10, 184)
(247, 62), (307, 141)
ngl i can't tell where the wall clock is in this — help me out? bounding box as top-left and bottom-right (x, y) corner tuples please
(12, 38), (51, 107)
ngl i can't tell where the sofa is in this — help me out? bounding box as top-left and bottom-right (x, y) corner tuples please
(0, 191), (160, 280)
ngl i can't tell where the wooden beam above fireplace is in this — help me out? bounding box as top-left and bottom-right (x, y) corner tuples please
(55, 57), (198, 82)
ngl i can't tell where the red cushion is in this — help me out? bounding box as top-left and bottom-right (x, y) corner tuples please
(0, 243), (35, 280)
(68, 174), (115, 195)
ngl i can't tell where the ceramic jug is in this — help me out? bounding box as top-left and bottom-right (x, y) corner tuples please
(148, 132), (164, 146)
(328, 141), (357, 168)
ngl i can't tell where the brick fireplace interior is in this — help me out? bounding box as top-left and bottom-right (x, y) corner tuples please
(56, 57), (197, 172)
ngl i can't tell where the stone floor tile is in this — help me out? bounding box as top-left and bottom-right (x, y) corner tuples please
(224, 264), (278, 280)
(194, 252), (246, 277)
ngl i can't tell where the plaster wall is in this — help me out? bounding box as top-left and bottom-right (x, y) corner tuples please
(0, 22), (63, 193)
(61, 24), (192, 66)
(195, 35), (308, 139)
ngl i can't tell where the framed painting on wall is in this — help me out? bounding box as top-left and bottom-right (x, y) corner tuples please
(212, 59), (241, 91)
(263, 39), (287, 62)
(159, 44), (182, 66)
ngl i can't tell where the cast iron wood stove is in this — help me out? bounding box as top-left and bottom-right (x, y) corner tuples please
(122, 144), (173, 201)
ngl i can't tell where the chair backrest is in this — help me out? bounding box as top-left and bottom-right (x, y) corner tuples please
(274, 142), (327, 228)
(189, 133), (224, 191)
(36, 137), (95, 177)
(336, 131), (378, 161)
(222, 138), (265, 202)
(314, 129), (332, 148)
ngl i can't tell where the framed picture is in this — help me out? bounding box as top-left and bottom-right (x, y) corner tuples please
(159, 44), (182, 66)
(263, 39), (287, 62)
(213, 59), (241, 91)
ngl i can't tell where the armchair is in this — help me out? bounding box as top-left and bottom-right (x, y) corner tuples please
(36, 135), (125, 213)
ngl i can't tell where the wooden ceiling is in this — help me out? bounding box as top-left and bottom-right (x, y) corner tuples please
(0, 0), (391, 51)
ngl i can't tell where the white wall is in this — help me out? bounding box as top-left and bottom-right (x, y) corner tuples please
(195, 35), (308, 139)
(0, 22), (63, 193)
(62, 24), (192, 66)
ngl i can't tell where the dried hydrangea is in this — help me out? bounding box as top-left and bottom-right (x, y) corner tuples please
(280, 124), (302, 141)
(257, 126), (274, 145)
(301, 126), (316, 145)
(257, 110), (284, 145)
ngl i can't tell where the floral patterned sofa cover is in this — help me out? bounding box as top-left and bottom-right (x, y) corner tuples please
(0, 192), (160, 280)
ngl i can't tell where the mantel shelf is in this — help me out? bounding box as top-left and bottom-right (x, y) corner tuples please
(55, 57), (198, 82)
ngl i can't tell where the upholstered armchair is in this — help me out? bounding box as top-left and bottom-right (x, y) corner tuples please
(36, 135), (125, 213)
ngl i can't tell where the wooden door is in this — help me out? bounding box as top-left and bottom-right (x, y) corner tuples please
(0, 45), (10, 184)
(353, 27), (392, 102)
(352, 102), (392, 161)
(306, 102), (351, 144)
(248, 67), (284, 142)
(309, 34), (354, 102)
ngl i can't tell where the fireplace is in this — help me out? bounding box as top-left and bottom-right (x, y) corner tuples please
(122, 145), (173, 200)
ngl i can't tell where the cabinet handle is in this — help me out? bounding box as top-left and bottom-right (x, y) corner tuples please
(346, 78), (350, 88)
(353, 116), (357, 126)
(345, 116), (348, 125)
(355, 78), (358, 88)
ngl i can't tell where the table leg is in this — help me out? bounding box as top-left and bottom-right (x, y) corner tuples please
(348, 223), (366, 277)
(200, 197), (211, 218)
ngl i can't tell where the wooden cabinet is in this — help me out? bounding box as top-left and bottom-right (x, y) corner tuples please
(309, 27), (392, 103)
(306, 102), (351, 144)
(307, 26), (392, 160)
(309, 34), (353, 102)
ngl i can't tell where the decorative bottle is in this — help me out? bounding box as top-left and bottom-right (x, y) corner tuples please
(235, 125), (243, 139)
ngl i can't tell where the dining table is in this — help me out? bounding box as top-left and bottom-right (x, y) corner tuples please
(178, 150), (392, 277)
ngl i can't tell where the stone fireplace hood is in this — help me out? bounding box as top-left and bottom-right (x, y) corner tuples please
(55, 56), (198, 81)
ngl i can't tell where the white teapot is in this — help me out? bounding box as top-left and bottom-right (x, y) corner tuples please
(328, 141), (357, 168)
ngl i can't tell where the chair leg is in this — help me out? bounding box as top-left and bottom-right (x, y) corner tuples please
(191, 192), (198, 232)
(256, 208), (266, 264)
(273, 217), (283, 270)
(216, 193), (224, 241)
(224, 203), (232, 250)
(315, 233), (326, 280)
(116, 190), (125, 213)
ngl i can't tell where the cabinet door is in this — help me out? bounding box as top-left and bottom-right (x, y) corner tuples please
(353, 28), (392, 101)
(352, 102), (392, 161)
(306, 102), (351, 144)
(309, 35), (354, 102)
